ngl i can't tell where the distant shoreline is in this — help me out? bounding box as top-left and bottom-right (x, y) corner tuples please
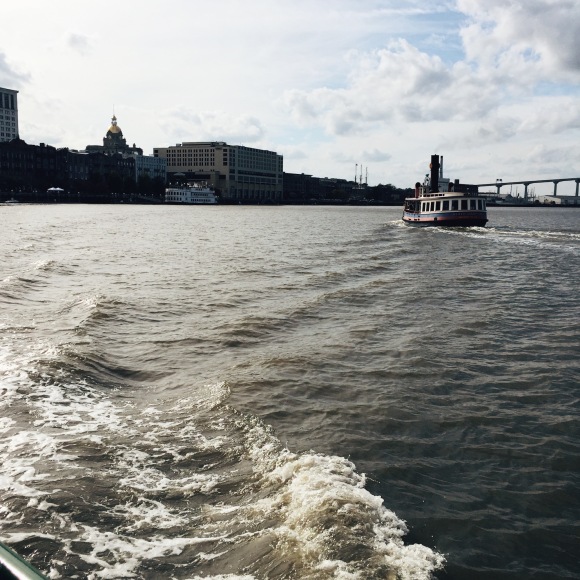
(1, 191), (579, 208)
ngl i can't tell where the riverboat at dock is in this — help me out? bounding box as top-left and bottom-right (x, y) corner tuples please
(165, 183), (217, 204)
(403, 155), (488, 227)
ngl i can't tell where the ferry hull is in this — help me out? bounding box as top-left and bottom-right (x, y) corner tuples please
(402, 211), (488, 227)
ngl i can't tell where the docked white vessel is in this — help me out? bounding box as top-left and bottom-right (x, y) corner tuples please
(403, 155), (488, 227)
(165, 183), (217, 204)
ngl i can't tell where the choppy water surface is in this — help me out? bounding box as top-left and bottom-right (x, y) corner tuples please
(1, 204), (578, 579)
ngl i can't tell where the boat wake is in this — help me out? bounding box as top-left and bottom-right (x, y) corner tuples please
(0, 330), (445, 579)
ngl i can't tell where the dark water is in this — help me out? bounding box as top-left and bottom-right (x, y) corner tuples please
(0, 204), (578, 579)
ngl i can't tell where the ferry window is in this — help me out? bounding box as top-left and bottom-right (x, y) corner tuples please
(461, 199), (468, 210)
(443, 200), (449, 210)
(451, 200), (458, 210)
(430, 202), (434, 211)
(470, 199), (476, 209)
(422, 202), (427, 211)
(435, 201), (441, 211)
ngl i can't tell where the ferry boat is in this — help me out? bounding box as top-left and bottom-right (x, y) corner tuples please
(165, 183), (218, 204)
(403, 155), (488, 227)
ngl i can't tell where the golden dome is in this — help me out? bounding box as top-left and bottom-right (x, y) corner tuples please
(107, 115), (122, 134)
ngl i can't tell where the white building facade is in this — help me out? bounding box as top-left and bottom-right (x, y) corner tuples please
(153, 141), (283, 202)
(0, 87), (18, 143)
(134, 154), (166, 184)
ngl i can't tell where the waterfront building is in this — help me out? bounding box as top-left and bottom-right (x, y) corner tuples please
(64, 149), (90, 184)
(0, 138), (137, 200)
(0, 139), (58, 191)
(134, 154), (166, 185)
(153, 141), (283, 202)
(0, 87), (19, 143)
(283, 172), (318, 203)
(86, 151), (135, 185)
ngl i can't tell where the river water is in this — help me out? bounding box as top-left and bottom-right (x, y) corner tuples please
(0, 204), (578, 580)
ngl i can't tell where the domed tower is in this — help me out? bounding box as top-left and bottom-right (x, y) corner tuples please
(103, 115), (128, 153)
(85, 113), (143, 156)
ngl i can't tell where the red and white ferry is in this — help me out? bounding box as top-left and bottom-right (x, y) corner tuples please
(403, 155), (488, 227)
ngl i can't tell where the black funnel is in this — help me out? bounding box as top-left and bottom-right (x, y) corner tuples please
(430, 154), (439, 193)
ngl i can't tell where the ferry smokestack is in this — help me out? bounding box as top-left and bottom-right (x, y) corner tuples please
(430, 154), (439, 193)
(440, 156), (443, 179)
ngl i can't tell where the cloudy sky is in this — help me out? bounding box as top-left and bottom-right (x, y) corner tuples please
(1, 0), (580, 194)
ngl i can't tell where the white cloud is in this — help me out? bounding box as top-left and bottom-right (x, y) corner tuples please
(363, 148), (391, 162)
(0, 51), (29, 87)
(458, 0), (580, 80)
(283, 38), (500, 134)
(162, 109), (265, 144)
(279, 146), (308, 161)
(66, 33), (93, 56)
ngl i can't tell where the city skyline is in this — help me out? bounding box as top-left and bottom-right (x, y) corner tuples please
(1, 1), (579, 195)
